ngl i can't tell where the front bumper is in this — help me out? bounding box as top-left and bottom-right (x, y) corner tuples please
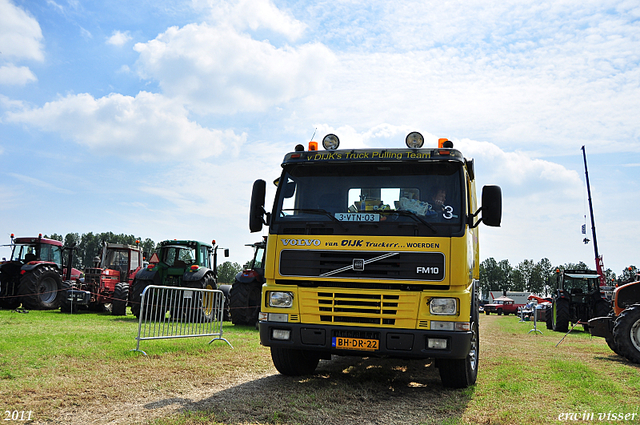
(259, 321), (472, 360)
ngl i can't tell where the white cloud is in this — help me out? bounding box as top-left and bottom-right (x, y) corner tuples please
(0, 64), (37, 85)
(0, 0), (44, 62)
(106, 30), (132, 46)
(133, 21), (335, 114)
(5, 91), (246, 161)
(194, 0), (306, 41)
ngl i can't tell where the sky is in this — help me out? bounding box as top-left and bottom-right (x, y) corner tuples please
(0, 0), (639, 276)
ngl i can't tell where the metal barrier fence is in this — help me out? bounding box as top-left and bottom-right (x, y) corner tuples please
(132, 285), (233, 355)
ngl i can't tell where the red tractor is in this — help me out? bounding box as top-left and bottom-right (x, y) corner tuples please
(61, 242), (143, 314)
(0, 234), (82, 310)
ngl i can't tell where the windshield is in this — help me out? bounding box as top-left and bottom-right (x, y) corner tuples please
(162, 246), (196, 267)
(105, 249), (132, 272)
(11, 243), (62, 266)
(272, 162), (464, 236)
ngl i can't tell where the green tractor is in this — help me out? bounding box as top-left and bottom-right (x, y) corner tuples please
(129, 239), (228, 321)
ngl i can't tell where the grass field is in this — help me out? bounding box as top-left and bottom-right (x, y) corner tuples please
(1, 309), (639, 424)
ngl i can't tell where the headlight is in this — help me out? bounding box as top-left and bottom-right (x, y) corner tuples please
(268, 291), (294, 308)
(430, 298), (457, 315)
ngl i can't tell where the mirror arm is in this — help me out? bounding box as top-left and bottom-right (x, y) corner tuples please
(468, 207), (483, 229)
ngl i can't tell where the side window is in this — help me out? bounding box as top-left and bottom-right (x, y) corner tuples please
(163, 248), (177, 266)
(52, 246), (62, 266)
(200, 246), (210, 268)
(130, 251), (139, 270)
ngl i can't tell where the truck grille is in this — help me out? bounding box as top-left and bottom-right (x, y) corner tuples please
(280, 250), (445, 281)
(299, 288), (420, 328)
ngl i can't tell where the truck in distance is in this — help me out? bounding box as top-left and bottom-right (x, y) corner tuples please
(249, 132), (502, 388)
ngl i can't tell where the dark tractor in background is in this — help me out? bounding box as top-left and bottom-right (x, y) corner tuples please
(129, 239), (228, 321)
(0, 234), (81, 310)
(229, 237), (266, 326)
(547, 269), (610, 332)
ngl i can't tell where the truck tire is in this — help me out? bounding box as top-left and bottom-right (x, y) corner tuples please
(438, 319), (479, 388)
(111, 282), (129, 316)
(271, 347), (320, 376)
(229, 280), (262, 326)
(552, 298), (570, 332)
(613, 304), (640, 364)
(18, 265), (63, 310)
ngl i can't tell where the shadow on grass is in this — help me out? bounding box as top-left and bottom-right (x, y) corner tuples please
(146, 356), (474, 425)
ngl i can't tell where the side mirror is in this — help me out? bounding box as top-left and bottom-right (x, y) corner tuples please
(481, 185), (502, 227)
(249, 179), (267, 232)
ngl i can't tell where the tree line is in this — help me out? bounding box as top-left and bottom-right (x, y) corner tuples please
(480, 257), (638, 299)
(45, 232), (245, 284)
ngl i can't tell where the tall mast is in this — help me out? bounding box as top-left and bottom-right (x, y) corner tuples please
(581, 146), (605, 286)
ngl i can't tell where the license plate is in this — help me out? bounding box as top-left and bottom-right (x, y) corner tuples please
(332, 336), (379, 351)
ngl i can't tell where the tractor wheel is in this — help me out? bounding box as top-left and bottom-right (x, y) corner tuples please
(131, 278), (164, 320)
(229, 280), (262, 326)
(89, 302), (112, 313)
(18, 265), (63, 310)
(546, 308), (553, 330)
(552, 298), (570, 332)
(111, 282), (129, 316)
(271, 347), (320, 376)
(59, 281), (78, 314)
(437, 319), (479, 388)
(177, 274), (217, 323)
(0, 277), (20, 310)
(613, 304), (640, 364)
(218, 284), (232, 321)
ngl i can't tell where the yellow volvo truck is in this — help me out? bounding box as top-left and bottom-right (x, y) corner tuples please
(249, 132), (502, 388)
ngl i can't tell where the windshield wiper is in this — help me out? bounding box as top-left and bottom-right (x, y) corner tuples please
(383, 210), (437, 234)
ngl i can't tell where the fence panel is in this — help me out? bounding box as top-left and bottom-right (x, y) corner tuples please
(132, 285), (233, 355)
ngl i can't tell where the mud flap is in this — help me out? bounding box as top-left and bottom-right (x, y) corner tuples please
(588, 316), (613, 339)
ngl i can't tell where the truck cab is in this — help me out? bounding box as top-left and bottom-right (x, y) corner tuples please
(250, 132), (502, 388)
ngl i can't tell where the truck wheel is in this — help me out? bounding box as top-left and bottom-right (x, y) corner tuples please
(271, 347), (320, 376)
(613, 304), (640, 364)
(552, 299), (570, 332)
(59, 281), (78, 314)
(485, 311), (490, 315)
(229, 280), (262, 326)
(497, 309), (502, 316)
(111, 282), (129, 316)
(438, 320), (479, 388)
(18, 265), (63, 310)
